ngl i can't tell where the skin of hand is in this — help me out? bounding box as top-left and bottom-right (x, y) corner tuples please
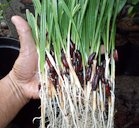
(0, 16), (39, 128)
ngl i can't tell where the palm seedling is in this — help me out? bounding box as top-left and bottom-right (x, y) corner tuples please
(26, 0), (127, 127)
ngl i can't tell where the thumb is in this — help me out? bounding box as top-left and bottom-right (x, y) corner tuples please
(10, 16), (39, 99)
(11, 16), (36, 55)
(11, 16), (38, 80)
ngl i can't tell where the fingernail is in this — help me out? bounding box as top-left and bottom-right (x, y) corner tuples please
(11, 16), (17, 24)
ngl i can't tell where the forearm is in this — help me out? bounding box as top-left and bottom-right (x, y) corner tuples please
(0, 74), (28, 128)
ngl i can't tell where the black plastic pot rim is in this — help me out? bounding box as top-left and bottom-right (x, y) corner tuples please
(0, 37), (20, 50)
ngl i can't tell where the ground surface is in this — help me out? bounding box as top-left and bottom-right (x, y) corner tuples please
(115, 75), (139, 128)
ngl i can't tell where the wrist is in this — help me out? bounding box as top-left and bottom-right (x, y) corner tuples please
(0, 74), (28, 127)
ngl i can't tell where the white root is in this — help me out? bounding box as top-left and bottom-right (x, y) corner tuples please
(37, 49), (115, 128)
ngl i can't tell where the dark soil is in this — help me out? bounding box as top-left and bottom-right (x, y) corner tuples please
(115, 76), (139, 128)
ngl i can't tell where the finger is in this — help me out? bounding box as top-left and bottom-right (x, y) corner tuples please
(101, 45), (105, 54)
(11, 16), (38, 79)
(11, 16), (36, 55)
(113, 49), (118, 62)
(101, 45), (118, 61)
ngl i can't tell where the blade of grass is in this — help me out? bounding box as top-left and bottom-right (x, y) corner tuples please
(39, 0), (47, 74)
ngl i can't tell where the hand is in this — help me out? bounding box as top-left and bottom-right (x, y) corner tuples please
(0, 16), (39, 127)
(9, 16), (39, 101)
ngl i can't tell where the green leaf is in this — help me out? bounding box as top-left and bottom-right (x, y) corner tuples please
(39, 0), (47, 74)
(118, 0), (127, 14)
(32, 0), (41, 15)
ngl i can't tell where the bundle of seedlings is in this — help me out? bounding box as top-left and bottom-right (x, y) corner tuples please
(26, 0), (127, 127)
